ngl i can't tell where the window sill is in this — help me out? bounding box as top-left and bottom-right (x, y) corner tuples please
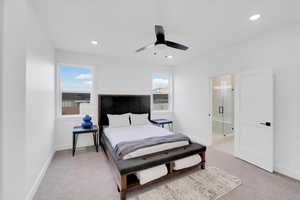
(57, 114), (94, 119)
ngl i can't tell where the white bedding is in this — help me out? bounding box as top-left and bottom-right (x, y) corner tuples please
(104, 125), (189, 160)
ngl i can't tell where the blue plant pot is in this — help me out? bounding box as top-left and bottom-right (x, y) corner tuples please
(83, 115), (92, 122)
(81, 121), (93, 129)
(81, 115), (93, 129)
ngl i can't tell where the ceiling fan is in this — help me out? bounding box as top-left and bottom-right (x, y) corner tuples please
(136, 25), (189, 52)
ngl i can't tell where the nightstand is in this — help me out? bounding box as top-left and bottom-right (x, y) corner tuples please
(151, 119), (173, 131)
(72, 125), (99, 156)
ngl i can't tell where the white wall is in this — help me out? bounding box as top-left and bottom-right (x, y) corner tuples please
(173, 59), (212, 145)
(0, 0), (4, 197)
(55, 50), (174, 150)
(1, 1), (55, 199)
(1, 0), (27, 199)
(25, 3), (55, 199)
(174, 24), (300, 180)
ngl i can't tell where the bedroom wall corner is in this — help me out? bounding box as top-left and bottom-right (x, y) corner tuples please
(25, 2), (56, 199)
(173, 61), (212, 146)
(1, 0), (27, 199)
(0, 0), (4, 197)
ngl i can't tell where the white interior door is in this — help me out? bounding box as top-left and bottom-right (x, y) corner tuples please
(235, 69), (274, 172)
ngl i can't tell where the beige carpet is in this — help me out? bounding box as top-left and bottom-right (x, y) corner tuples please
(212, 135), (234, 155)
(34, 148), (300, 200)
(128, 167), (241, 200)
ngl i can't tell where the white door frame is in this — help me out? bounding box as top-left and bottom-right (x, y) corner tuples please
(208, 74), (235, 151)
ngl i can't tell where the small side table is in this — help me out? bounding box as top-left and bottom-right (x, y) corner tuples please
(151, 119), (173, 131)
(72, 125), (99, 156)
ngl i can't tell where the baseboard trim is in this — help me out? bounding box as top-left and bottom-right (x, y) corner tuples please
(275, 165), (300, 181)
(25, 151), (55, 200)
(55, 143), (93, 151)
(55, 144), (72, 151)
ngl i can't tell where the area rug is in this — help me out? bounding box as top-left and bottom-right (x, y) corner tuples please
(128, 167), (242, 200)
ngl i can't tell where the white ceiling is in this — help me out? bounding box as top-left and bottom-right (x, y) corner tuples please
(31, 0), (300, 64)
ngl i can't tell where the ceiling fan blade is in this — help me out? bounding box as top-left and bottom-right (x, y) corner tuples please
(165, 41), (189, 50)
(155, 25), (165, 43)
(155, 25), (164, 35)
(135, 43), (155, 52)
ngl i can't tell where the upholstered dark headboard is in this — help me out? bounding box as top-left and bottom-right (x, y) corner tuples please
(98, 95), (151, 128)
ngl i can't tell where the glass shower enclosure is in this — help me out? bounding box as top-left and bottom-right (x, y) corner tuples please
(212, 75), (234, 136)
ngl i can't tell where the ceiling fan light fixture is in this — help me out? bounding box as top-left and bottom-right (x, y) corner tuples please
(249, 14), (261, 21)
(91, 40), (99, 45)
(155, 44), (166, 50)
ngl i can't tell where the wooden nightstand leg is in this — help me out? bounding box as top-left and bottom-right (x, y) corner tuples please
(93, 132), (99, 152)
(92, 133), (96, 152)
(73, 134), (78, 156)
(93, 132), (96, 146)
(72, 134), (75, 156)
(96, 132), (99, 152)
(98, 132), (101, 149)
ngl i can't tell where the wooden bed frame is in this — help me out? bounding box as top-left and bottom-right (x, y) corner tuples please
(98, 94), (206, 200)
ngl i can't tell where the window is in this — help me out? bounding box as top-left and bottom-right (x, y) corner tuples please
(152, 74), (171, 111)
(58, 65), (93, 116)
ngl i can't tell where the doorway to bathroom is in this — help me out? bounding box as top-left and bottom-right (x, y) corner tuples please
(210, 74), (235, 155)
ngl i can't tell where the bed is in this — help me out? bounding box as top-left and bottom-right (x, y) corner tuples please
(98, 94), (206, 200)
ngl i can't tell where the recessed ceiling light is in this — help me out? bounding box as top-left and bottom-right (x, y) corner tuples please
(91, 40), (99, 45)
(249, 14), (261, 21)
(165, 55), (173, 59)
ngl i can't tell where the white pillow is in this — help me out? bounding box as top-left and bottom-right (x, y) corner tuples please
(130, 113), (150, 126)
(107, 113), (130, 128)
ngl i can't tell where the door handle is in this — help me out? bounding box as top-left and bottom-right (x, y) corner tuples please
(259, 122), (271, 127)
(219, 106), (224, 114)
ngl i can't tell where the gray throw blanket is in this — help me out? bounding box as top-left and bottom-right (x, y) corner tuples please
(114, 134), (190, 159)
